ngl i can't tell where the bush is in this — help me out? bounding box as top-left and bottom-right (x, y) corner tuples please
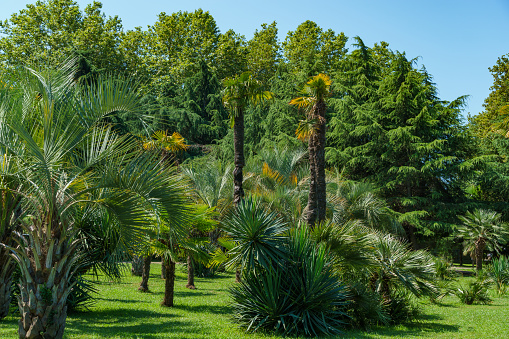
(487, 255), (509, 295)
(434, 256), (456, 280)
(344, 281), (389, 329)
(453, 276), (492, 305)
(230, 228), (349, 336)
(384, 291), (420, 324)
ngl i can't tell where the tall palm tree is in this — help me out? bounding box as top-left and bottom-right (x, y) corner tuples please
(457, 209), (509, 271)
(222, 72), (272, 205)
(290, 73), (332, 226)
(0, 62), (189, 339)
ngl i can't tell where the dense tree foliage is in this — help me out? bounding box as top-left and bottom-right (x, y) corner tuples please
(1, 0), (506, 246)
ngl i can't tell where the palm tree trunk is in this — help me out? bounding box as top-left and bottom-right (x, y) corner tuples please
(306, 132), (318, 227)
(314, 100), (327, 222)
(131, 255), (143, 276)
(233, 110), (245, 206)
(0, 247), (15, 319)
(186, 254), (196, 289)
(235, 268), (242, 283)
(162, 259), (176, 307)
(17, 230), (79, 339)
(475, 238), (486, 271)
(161, 260), (166, 279)
(138, 256), (152, 292)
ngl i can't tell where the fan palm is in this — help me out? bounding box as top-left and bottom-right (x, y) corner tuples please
(0, 61), (189, 338)
(329, 181), (401, 234)
(249, 147), (308, 224)
(182, 159), (233, 216)
(222, 72), (272, 205)
(367, 233), (438, 303)
(290, 73), (332, 226)
(457, 209), (509, 271)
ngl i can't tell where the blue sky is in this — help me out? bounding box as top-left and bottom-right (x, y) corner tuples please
(2, 0), (508, 120)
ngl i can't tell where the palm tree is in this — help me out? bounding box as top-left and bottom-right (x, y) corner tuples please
(0, 62), (189, 338)
(136, 130), (188, 291)
(183, 205), (216, 289)
(329, 181), (402, 234)
(457, 209), (509, 271)
(367, 233), (438, 303)
(222, 72), (272, 205)
(182, 159), (233, 218)
(0, 153), (22, 319)
(290, 73), (332, 226)
(141, 130), (188, 164)
(250, 147), (308, 224)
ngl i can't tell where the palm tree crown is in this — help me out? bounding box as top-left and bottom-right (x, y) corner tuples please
(457, 209), (509, 271)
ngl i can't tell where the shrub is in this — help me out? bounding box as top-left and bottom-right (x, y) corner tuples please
(487, 255), (509, 295)
(453, 277), (492, 305)
(384, 291), (420, 324)
(434, 256), (456, 280)
(229, 228), (349, 336)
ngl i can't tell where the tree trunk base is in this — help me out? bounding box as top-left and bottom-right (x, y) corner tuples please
(162, 260), (176, 307)
(131, 255), (144, 276)
(235, 268), (241, 283)
(138, 256), (152, 292)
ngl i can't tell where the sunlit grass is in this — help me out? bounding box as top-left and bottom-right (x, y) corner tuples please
(0, 263), (508, 338)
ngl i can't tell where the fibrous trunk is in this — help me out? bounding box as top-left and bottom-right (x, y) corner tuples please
(233, 110), (245, 206)
(131, 255), (143, 276)
(475, 237), (486, 271)
(306, 131), (317, 227)
(14, 226), (80, 339)
(162, 259), (176, 307)
(161, 261), (166, 279)
(0, 246), (15, 319)
(186, 254), (195, 289)
(314, 100), (327, 223)
(138, 256), (152, 292)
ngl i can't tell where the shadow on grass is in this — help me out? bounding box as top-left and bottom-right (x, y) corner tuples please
(94, 297), (151, 304)
(344, 322), (460, 338)
(90, 280), (131, 286)
(150, 291), (216, 298)
(176, 304), (232, 314)
(65, 308), (201, 338)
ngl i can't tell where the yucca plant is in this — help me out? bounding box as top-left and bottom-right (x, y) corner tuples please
(0, 61), (190, 338)
(230, 227), (349, 336)
(487, 255), (509, 295)
(218, 198), (289, 277)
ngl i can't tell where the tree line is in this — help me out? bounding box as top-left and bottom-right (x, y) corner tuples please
(2, 0), (507, 251)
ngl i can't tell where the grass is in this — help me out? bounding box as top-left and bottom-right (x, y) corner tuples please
(1, 263), (509, 338)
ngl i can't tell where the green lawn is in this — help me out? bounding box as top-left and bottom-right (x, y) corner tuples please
(1, 263), (508, 338)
